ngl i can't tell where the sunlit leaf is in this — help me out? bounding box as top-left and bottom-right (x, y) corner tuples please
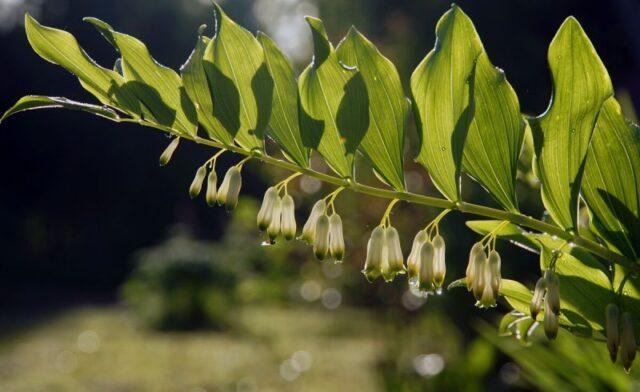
(298, 17), (357, 179)
(529, 17), (613, 231)
(257, 32), (310, 168)
(463, 52), (524, 212)
(23, 14), (140, 116)
(203, 3), (271, 151)
(181, 27), (233, 144)
(85, 17), (198, 137)
(1, 95), (120, 123)
(410, 5), (483, 201)
(336, 27), (408, 190)
(582, 97), (640, 259)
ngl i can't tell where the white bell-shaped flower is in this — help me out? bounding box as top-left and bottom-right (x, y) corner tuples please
(544, 269), (560, 315)
(466, 243), (484, 291)
(300, 200), (327, 244)
(205, 170), (218, 207)
(606, 303), (620, 363)
(363, 226), (386, 282)
(543, 299), (559, 340)
(328, 213), (345, 262)
(267, 196), (283, 243)
(621, 312), (637, 372)
(281, 195), (297, 241)
(382, 227), (404, 282)
(418, 240), (435, 292)
(432, 234), (446, 288)
(257, 187), (279, 231)
(407, 230), (428, 284)
(530, 277), (546, 320)
(313, 214), (330, 261)
(189, 165), (207, 199)
(159, 137), (180, 166)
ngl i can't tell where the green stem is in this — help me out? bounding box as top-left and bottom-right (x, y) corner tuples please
(132, 120), (637, 272)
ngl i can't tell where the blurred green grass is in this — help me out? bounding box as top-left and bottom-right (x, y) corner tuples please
(0, 305), (384, 391)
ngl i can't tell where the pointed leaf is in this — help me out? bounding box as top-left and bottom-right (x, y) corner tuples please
(463, 52), (525, 212)
(23, 14), (140, 116)
(257, 32), (310, 168)
(583, 97), (640, 259)
(298, 17), (356, 178)
(530, 17), (613, 231)
(336, 28), (408, 190)
(1, 95), (120, 122)
(84, 17), (198, 137)
(203, 3), (271, 151)
(410, 5), (483, 201)
(181, 28), (233, 144)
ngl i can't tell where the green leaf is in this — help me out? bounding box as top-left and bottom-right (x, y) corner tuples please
(298, 17), (356, 179)
(465, 220), (540, 252)
(500, 279), (533, 315)
(23, 14), (140, 116)
(181, 27), (233, 145)
(256, 32), (310, 168)
(410, 5), (483, 201)
(462, 52), (525, 212)
(336, 27), (408, 190)
(203, 3), (271, 151)
(1, 95), (120, 123)
(582, 97), (640, 259)
(529, 17), (613, 231)
(84, 17), (198, 137)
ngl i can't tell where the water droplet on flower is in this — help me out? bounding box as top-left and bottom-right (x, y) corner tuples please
(260, 240), (275, 247)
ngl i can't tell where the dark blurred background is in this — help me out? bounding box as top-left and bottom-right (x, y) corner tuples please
(0, 0), (639, 390)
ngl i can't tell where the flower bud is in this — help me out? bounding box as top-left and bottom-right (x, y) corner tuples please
(219, 166), (241, 211)
(472, 250), (488, 300)
(281, 195), (297, 241)
(407, 230), (428, 283)
(159, 137), (180, 166)
(543, 297), (559, 340)
(189, 166), (207, 199)
(621, 312), (637, 372)
(477, 254), (497, 308)
(488, 250), (501, 295)
(257, 187), (279, 231)
(466, 243), (484, 291)
(205, 170), (218, 207)
(530, 277), (546, 321)
(267, 197), (282, 243)
(544, 269), (560, 315)
(363, 226), (386, 282)
(432, 234), (446, 288)
(382, 227), (405, 282)
(606, 303), (620, 363)
(418, 241), (435, 292)
(300, 200), (326, 243)
(328, 214), (345, 262)
(313, 214), (330, 261)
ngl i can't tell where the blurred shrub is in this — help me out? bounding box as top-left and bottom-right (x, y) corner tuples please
(121, 197), (301, 330)
(377, 311), (495, 391)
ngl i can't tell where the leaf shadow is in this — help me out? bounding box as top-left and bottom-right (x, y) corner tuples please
(337, 72), (368, 154)
(451, 65), (476, 181)
(115, 80), (176, 126)
(250, 62), (274, 140)
(299, 97), (324, 150)
(592, 190), (640, 258)
(204, 60), (240, 139)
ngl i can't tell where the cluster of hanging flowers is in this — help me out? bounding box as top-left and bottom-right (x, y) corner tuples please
(464, 232), (502, 309)
(529, 269), (561, 339)
(606, 303), (637, 371)
(161, 142), (636, 371)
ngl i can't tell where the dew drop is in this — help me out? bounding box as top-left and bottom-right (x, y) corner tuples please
(440, 146), (446, 151)
(260, 240), (275, 247)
